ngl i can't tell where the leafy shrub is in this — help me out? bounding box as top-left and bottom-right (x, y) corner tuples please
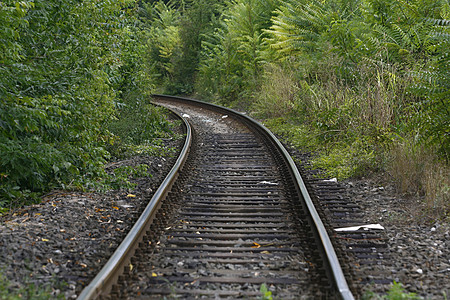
(196, 0), (276, 106)
(0, 0), (169, 210)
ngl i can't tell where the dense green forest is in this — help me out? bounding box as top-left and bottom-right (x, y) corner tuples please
(1, 0), (449, 217)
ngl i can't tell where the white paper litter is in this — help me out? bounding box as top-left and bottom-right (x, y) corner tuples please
(182, 113), (191, 118)
(257, 181), (279, 185)
(334, 224), (385, 232)
(323, 178), (337, 183)
(222, 115), (228, 119)
(120, 204), (134, 208)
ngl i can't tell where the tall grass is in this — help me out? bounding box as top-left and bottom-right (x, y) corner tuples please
(388, 139), (449, 219)
(253, 56), (449, 220)
(252, 63), (299, 119)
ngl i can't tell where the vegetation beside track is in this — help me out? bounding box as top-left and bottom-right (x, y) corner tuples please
(2, 0), (447, 218)
(144, 0), (449, 221)
(0, 0), (175, 211)
(0, 272), (64, 300)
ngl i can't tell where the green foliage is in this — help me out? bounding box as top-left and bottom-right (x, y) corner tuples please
(0, 1), (33, 63)
(170, 0), (221, 94)
(142, 0), (182, 85)
(312, 139), (377, 180)
(1, 0), (115, 205)
(263, 118), (320, 151)
(0, 0), (170, 209)
(268, 0), (334, 55)
(0, 272), (65, 299)
(252, 63), (298, 118)
(109, 104), (171, 147)
(142, 0), (222, 95)
(409, 15), (450, 160)
(94, 164), (151, 192)
(363, 281), (420, 300)
(107, 103), (174, 159)
(196, 21), (242, 102)
(259, 284), (273, 300)
(196, 0), (277, 105)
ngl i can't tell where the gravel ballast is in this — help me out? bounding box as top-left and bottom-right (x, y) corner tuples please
(346, 178), (450, 298)
(284, 143), (450, 299)
(0, 120), (184, 299)
(0, 113), (449, 299)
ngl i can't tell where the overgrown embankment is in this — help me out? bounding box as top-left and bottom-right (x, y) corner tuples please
(144, 0), (449, 220)
(1, 0), (448, 219)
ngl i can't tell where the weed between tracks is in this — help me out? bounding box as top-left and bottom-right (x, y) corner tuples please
(259, 284), (274, 300)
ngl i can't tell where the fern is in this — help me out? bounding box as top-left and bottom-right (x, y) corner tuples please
(267, 0), (333, 54)
(410, 14), (450, 159)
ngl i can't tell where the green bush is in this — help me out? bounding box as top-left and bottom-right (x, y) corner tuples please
(106, 102), (174, 160)
(263, 118), (320, 151)
(0, 0), (170, 210)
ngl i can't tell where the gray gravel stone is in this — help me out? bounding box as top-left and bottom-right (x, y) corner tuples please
(0, 122), (183, 298)
(1, 111), (448, 299)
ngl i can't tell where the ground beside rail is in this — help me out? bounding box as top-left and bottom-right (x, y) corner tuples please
(0, 124), (448, 299)
(284, 144), (450, 299)
(0, 124), (184, 299)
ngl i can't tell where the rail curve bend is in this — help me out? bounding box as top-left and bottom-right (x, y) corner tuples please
(78, 95), (354, 300)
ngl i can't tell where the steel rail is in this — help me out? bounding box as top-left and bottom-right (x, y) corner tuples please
(153, 94), (355, 300)
(77, 109), (192, 300)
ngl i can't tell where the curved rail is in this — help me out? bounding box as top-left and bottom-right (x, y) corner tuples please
(153, 94), (354, 300)
(77, 109), (192, 300)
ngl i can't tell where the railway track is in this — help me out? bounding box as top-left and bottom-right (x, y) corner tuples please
(78, 95), (354, 299)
